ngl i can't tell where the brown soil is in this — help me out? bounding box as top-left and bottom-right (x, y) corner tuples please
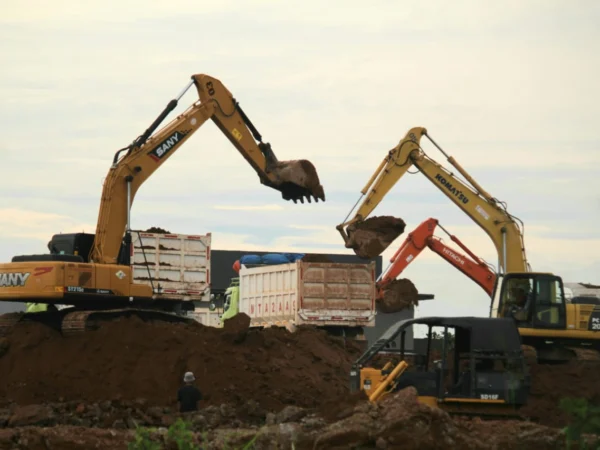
(0, 316), (363, 412)
(347, 216), (406, 259)
(378, 279), (419, 313)
(1, 389), (588, 450)
(520, 360), (600, 427)
(159, 244), (178, 251)
(301, 254), (333, 263)
(145, 227), (171, 234)
(221, 312), (251, 344)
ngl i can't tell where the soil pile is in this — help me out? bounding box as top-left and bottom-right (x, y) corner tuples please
(521, 360), (600, 427)
(301, 254), (333, 263)
(378, 279), (419, 313)
(0, 316), (363, 412)
(347, 216), (406, 259)
(145, 226), (170, 234)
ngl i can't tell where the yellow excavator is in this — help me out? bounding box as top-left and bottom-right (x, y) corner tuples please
(337, 126), (599, 363)
(0, 73), (325, 335)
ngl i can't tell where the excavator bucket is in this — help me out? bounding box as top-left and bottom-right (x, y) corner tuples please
(266, 157), (325, 203)
(377, 279), (420, 313)
(346, 216), (406, 259)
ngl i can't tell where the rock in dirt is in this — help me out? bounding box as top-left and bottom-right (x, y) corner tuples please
(221, 312), (251, 344)
(346, 216), (406, 259)
(378, 279), (419, 313)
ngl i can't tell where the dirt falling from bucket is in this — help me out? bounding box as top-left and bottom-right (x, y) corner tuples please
(378, 279), (420, 313)
(347, 216), (406, 259)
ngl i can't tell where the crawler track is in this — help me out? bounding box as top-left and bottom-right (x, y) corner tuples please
(61, 308), (195, 336)
(0, 308), (195, 338)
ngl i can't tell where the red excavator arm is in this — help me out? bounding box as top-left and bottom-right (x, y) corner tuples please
(378, 218), (497, 297)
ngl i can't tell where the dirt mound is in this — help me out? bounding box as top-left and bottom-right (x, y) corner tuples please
(520, 360), (600, 427)
(221, 312), (251, 343)
(0, 316), (363, 412)
(378, 279), (419, 313)
(347, 216), (406, 259)
(301, 254), (333, 263)
(145, 226), (170, 234)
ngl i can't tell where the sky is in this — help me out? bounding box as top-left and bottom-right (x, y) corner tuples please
(1, 0), (599, 319)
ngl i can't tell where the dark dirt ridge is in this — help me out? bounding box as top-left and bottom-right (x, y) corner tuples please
(0, 388), (591, 450)
(0, 314), (363, 412)
(379, 278), (420, 313)
(347, 215), (406, 259)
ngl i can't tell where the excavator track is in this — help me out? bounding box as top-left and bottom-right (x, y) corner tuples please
(523, 343), (600, 364)
(566, 346), (600, 362)
(61, 308), (195, 337)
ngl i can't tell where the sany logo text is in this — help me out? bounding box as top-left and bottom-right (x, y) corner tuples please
(0, 272), (30, 287)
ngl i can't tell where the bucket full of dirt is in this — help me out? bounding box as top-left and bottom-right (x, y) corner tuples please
(378, 279), (419, 313)
(346, 216), (406, 259)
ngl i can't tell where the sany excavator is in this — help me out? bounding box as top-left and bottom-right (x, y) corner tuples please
(377, 218), (496, 302)
(0, 73), (325, 336)
(338, 126), (600, 363)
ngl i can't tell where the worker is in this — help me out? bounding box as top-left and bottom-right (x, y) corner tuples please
(177, 371), (203, 413)
(511, 287), (530, 321)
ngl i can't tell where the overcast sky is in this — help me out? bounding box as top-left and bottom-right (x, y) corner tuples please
(1, 0), (599, 318)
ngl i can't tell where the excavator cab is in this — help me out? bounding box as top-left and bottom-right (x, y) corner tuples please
(495, 273), (567, 329)
(350, 316), (530, 417)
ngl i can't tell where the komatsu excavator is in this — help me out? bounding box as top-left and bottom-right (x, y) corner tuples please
(338, 126), (599, 363)
(0, 73), (325, 336)
(378, 218), (497, 299)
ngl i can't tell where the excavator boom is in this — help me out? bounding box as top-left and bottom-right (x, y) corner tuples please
(378, 218), (496, 309)
(92, 74), (325, 264)
(337, 127), (528, 275)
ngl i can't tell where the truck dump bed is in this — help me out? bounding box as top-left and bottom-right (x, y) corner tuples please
(131, 231), (211, 302)
(239, 260), (376, 329)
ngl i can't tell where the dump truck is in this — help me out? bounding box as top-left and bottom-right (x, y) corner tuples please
(219, 259), (378, 339)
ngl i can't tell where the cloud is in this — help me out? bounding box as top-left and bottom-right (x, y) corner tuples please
(0, 208), (95, 241)
(212, 204), (284, 211)
(0, 1), (599, 321)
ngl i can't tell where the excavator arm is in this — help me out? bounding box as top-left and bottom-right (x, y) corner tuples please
(337, 127), (528, 274)
(91, 74), (325, 264)
(378, 218), (496, 298)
